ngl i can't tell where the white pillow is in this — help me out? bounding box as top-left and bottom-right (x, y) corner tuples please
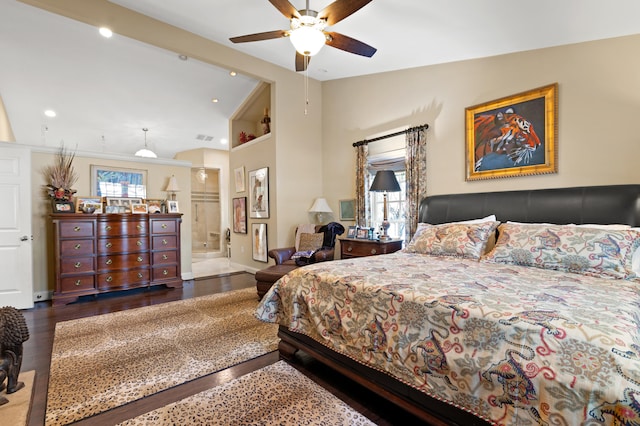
(454, 214), (497, 224)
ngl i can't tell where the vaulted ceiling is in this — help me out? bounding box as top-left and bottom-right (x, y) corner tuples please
(2, 0), (640, 158)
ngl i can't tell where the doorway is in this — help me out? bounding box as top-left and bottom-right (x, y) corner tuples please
(190, 167), (222, 258)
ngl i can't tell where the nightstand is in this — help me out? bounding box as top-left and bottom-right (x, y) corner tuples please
(339, 238), (403, 259)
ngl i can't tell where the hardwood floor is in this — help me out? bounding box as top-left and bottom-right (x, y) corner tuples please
(20, 272), (424, 426)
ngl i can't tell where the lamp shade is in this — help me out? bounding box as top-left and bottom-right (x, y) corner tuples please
(165, 176), (180, 192)
(309, 197), (332, 213)
(369, 170), (401, 192)
(289, 26), (326, 56)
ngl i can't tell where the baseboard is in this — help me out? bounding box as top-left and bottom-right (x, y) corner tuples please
(34, 291), (53, 302)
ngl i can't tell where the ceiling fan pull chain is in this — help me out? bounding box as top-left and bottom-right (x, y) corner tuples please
(304, 55), (310, 115)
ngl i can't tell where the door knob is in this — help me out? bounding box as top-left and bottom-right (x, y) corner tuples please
(20, 235), (29, 241)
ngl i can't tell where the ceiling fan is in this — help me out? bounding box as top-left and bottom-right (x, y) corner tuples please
(229, 0), (376, 72)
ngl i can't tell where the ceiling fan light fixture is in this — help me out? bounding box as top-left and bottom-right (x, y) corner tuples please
(289, 16), (326, 56)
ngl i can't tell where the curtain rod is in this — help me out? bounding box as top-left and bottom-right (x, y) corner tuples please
(352, 124), (429, 147)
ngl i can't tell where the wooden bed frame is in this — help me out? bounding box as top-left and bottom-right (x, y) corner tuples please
(277, 184), (640, 425)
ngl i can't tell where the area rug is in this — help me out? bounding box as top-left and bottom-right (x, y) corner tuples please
(45, 288), (278, 426)
(0, 370), (36, 426)
(118, 361), (377, 425)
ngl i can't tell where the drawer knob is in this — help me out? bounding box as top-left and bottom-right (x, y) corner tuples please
(106, 242), (113, 248)
(137, 240), (143, 246)
(105, 259), (113, 265)
(75, 280), (81, 286)
(162, 254), (168, 260)
(137, 272), (143, 279)
(347, 247), (353, 252)
(106, 276), (113, 282)
(74, 244), (81, 250)
(106, 225), (112, 231)
(371, 249), (377, 254)
(137, 224), (143, 230)
(74, 262), (81, 268)
(163, 269), (169, 276)
(74, 226), (80, 232)
(137, 256), (143, 262)
(162, 239), (168, 245)
(161, 224), (167, 229)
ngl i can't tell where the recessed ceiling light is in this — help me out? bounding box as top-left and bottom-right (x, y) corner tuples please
(220, 138), (228, 145)
(229, 71), (237, 77)
(178, 54), (188, 61)
(99, 27), (113, 38)
(211, 98), (219, 103)
(44, 110), (56, 118)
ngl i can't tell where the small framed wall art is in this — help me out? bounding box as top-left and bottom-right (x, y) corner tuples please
(339, 199), (356, 221)
(232, 197), (247, 234)
(252, 223), (268, 262)
(249, 167), (269, 218)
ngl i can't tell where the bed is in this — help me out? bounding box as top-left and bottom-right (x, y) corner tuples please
(256, 185), (640, 425)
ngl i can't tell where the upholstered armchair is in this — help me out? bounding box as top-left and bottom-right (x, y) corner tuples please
(268, 224), (341, 265)
(255, 222), (344, 299)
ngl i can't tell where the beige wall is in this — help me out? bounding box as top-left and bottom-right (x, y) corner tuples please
(31, 148), (191, 297)
(322, 34), (640, 215)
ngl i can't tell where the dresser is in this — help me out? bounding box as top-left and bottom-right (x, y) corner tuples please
(339, 238), (403, 259)
(51, 213), (182, 305)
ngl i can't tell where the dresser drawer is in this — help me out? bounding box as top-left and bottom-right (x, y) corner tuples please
(151, 220), (177, 234)
(152, 235), (177, 250)
(340, 239), (403, 258)
(59, 221), (95, 238)
(97, 253), (149, 270)
(97, 268), (150, 289)
(98, 220), (147, 236)
(152, 250), (177, 265)
(152, 265), (178, 281)
(60, 257), (95, 274)
(60, 275), (95, 292)
(60, 239), (96, 256)
(97, 237), (149, 253)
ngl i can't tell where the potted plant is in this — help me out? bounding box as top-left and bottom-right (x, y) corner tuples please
(44, 145), (78, 212)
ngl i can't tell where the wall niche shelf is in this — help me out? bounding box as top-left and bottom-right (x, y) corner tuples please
(230, 81), (272, 149)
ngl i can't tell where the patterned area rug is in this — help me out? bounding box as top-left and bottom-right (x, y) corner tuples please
(45, 288), (278, 425)
(118, 361), (377, 425)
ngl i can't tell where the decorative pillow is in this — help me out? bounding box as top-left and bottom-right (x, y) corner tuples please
(483, 222), (640, 279)
(404, 221), (499, 260)
(298, 232), (324, 252)
(409, 215), (499, 254)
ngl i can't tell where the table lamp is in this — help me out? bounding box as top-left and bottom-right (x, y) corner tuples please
(369, 170), (401, 240)
(165, 175), (180, 201)
(309, 197), (332, 224)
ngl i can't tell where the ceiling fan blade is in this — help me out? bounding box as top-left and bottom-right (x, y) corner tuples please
(325, 32), (376, 57)
(295, 52), (310, 72)
(268, 0), (301, 19)
(229, 30), (288, 43)
(318, 0), (372, 26)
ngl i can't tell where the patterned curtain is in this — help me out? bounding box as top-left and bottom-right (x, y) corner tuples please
(354, 143), (369, 227)
(405, 127), (427, 241)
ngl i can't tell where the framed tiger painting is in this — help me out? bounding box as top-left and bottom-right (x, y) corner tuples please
(465, 83), (558, 181)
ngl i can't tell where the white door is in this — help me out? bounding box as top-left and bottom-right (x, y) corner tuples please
(0, 145), (33, 309)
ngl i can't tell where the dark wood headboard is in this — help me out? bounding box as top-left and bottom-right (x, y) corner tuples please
(419, 185), (640, 226)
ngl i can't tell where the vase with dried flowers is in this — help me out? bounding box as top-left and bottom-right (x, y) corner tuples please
(43, 145), (78, 211)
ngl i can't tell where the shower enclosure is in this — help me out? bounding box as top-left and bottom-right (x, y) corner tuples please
(191, 167), (222, 257)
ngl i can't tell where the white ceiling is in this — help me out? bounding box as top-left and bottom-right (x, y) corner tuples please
(3, 0), (640, 158)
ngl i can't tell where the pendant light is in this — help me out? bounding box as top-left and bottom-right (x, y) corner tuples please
(135, 128), (157, 158)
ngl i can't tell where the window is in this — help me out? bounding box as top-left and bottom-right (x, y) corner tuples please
(369, 170), (406, 239)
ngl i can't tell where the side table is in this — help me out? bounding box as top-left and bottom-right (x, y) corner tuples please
(339, 238), (403, 259)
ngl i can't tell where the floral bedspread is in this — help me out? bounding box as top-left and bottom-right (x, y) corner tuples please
(256, 252), (640, 425)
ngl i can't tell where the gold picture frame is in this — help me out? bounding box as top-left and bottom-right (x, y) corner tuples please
(465, 83), (558, 181)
